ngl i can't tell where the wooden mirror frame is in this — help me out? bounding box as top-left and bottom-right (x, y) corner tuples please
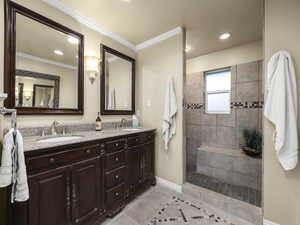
(4, 0), (84, 115)
(100, 44), (135, 115)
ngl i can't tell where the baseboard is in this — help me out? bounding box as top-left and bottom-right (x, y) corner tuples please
(264, 219), (280, 225)
(156, 176), (182, 193)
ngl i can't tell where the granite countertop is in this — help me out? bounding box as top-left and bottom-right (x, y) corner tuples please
(23, 128), (156, 152)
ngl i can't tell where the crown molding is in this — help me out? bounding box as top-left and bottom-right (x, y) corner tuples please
(42, 0), (136, 51)
(16, 52), (77, 70)
(42, 0), (183, 52)
(136, 27), (183, 50)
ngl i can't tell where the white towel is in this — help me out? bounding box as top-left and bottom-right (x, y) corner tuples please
(108, 88), (116, 110)
(0, 129), (29, 202)
(264, 50), (298, 170)
(162, 78), (177, 150)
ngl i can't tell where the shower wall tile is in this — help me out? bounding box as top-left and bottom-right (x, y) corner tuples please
(208, 151), (233, 171)
(216, 110), (236, 127)
(232, 157), (261, 177)
(236, 81), (259, 102)
(236, 61), (259, 83)
(231, 86), (236, 102)
(185, 83), (203, 103)
(216, 126), (236, 148)
(236, 127), (246, 147)
(186, 72), (203, 86)
(186, 110), (201, 125)
(236, 108), (259, 129)
(231, 65), (237, 85)
(258, 60), (263, 81)
(187, 124), (202, 141)
(200, 113), (217, 126)
(258, 109), (263, 130)
(212, 167), (234, 184)
(200, 126), (217, 146)
(233, 172), (259, 190)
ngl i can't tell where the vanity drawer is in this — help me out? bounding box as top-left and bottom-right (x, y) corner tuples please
(127, 136), (143, 147)
(105, 166), (126, 189)
(105, 139), (126, 153)
(106, 183), (125, 206)
(27, 144), (100, 173)
(105, 151), (125, 171)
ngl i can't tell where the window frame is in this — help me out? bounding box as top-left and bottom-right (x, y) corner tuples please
(204, 67), (231, 114)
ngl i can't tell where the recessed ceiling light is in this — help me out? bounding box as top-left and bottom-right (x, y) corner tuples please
(122, 0), (131, 2)
(219, 33), (231, 40)
(68, 36), (79, 44)
(185, 45), (192, 52)
(54, 50), (64, 55)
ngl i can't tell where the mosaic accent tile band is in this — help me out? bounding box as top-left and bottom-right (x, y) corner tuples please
(183, 101), (264, 110)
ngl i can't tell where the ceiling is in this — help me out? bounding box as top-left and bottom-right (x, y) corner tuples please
(56, 0), (263, 58)
(16, 12), (78, 66)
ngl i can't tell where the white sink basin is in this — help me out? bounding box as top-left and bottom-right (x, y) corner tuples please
(122, 128), (142, 131)
(38, 136), (83, 143)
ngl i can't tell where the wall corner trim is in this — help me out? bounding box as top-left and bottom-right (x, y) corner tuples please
(156, 176), (183, 193)
(264, 219), (281, 225)
(42, 0), (136, 51)
(136, 27), (183, 51)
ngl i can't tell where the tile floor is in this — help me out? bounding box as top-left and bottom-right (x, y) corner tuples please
(187, 172), (261, 207)
(99, 185), (258, 225)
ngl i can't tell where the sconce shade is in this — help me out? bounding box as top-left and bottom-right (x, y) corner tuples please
(85, 56), (100, 84)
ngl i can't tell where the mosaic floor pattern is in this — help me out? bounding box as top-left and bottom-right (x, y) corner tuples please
(147, 195), (235, 225)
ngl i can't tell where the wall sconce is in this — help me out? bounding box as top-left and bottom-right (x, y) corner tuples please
(24, 90), (32, 101)
(85, 56), (100, 84)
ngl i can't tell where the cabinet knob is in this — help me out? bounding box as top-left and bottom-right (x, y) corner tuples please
(115, 175), (119, 179)
(101, 144), (105, 148)
(115, 192), (119, 196)
(86, 149), (91, 154)
(135, 138), (139, 141)
(115, 143), (119, 147)
(115, 157), (119, 161)
(49, 158), (55, 163)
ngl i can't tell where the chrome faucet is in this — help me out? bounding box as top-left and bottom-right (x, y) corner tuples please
(120, 118), (127, 129)
(50, 121), (60, 136)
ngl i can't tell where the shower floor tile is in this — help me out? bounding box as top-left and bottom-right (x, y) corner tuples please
(187, 172), (261, 207)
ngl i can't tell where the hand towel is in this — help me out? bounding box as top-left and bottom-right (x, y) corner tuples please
(162, 78), (177, 150)
(108, 88), (116, 110)
(264, 50), (298, 170)
(0, 128), (29, 202)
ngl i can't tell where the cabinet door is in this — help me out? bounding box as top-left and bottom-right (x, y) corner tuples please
(127, 146), (141, 193)
(71, 157), (101, 225)
(27, 166), (71, 225)
(142, 141), (155, 181)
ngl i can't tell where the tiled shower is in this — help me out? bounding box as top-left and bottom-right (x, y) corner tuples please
(185, 61), (263, 207)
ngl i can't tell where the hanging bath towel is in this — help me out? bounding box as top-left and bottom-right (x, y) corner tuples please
(0, 129), (29, 202)
(264, 50), (298, 170)
(162, 78), (177, 151)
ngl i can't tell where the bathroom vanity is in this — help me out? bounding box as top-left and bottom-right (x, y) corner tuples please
(7, 129), (156, 225)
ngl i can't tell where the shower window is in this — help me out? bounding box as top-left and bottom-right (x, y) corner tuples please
(205, 68), (231, 114)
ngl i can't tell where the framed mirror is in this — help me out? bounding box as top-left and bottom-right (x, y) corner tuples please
(100, 44), (135, 115)
(4, 1), (84, 115)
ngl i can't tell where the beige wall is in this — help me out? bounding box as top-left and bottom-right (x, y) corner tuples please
(0, 0), (135, 128)
(137, 33), (185, 185)
(187, 41), (263, 74)
(264, 0), (300, 224)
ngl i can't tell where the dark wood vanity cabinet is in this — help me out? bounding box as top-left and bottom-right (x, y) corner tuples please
(8, 131), (155, 225)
